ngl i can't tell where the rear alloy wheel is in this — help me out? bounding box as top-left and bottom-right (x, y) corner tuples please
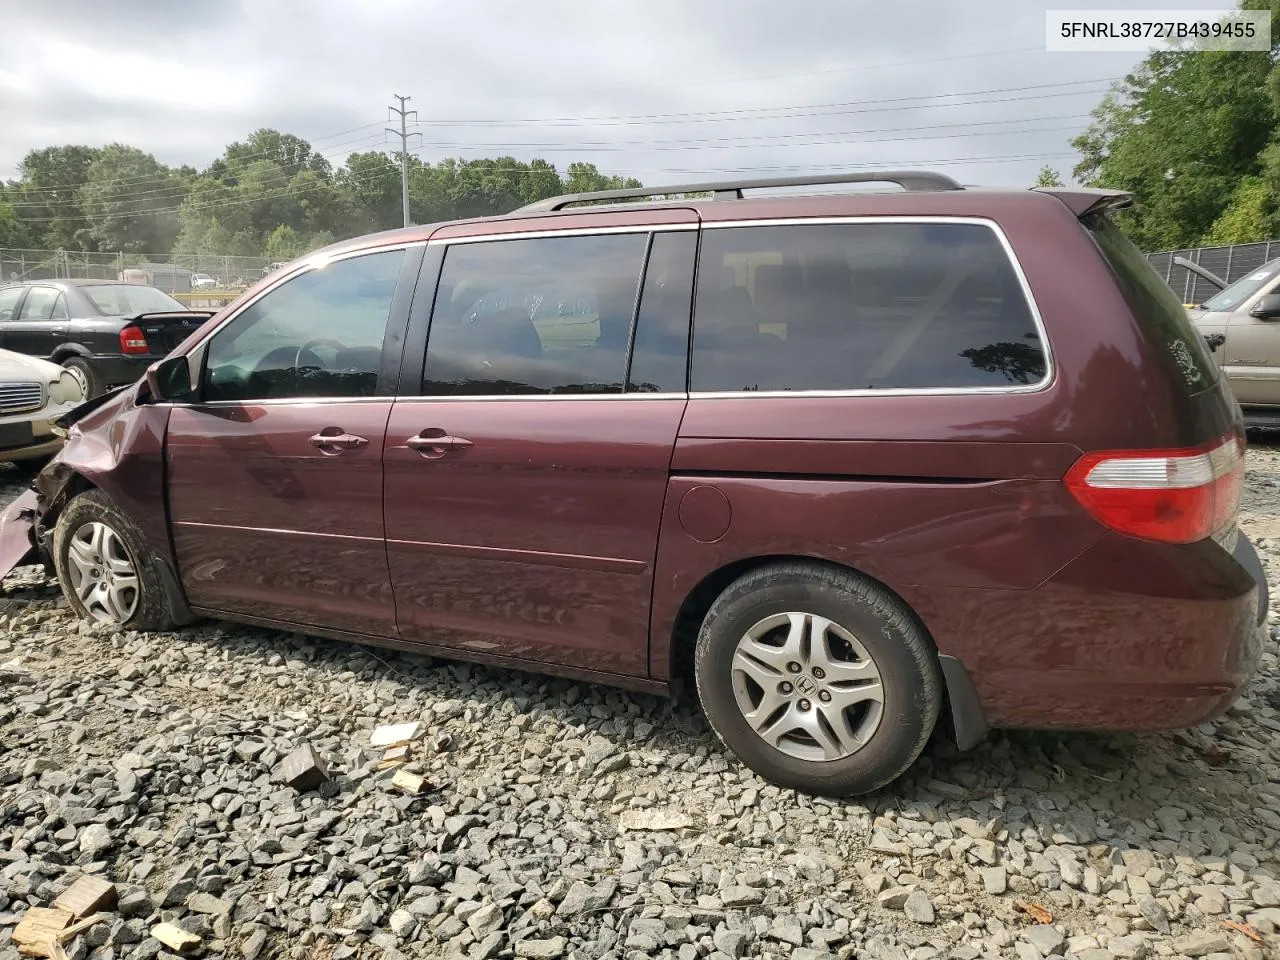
(53, 490), (178, 631)
(730, 611), (884, 762)
(695, 561), (942, 796)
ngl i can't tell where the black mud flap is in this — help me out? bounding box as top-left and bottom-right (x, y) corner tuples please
(1232, 533), (1269, 626)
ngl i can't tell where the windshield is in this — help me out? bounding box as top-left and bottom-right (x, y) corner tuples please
(1201, 260), (1280, 312)
(82, 284), (184, 316)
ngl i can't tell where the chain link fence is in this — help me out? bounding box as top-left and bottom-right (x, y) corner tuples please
(0, 248), (268, 292)
(1146, 240), (1280, 306)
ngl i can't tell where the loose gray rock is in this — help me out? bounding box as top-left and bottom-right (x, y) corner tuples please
(903, 889), (935, 924)
(1024, 925), (1066, 957)
(982, 867), (1008, 895)
(78, 824), (112, 857)
(1172, 931), (1231, 957)
(515, 937), (568, 959)
(388, 909), (416, 938)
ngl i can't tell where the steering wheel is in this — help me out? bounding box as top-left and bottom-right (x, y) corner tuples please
(293, 338), (348, 373)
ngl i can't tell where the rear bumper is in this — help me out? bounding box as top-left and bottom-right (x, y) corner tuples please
(916, 530), (1268, 733)
(89, 355), (155, 389)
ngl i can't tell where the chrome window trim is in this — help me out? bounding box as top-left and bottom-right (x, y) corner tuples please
(158, 392), (689, 408)
(164, 216), (1052, 405)
(428, 223), (697, 246)
(392, 392), (689, 403)
(691, 215), (1053, 398)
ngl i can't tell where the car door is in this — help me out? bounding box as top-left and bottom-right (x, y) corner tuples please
(5, 285), (66, 358)
(0, 287), (25, 346)
(384, 218), (698, 677)
(165, 244), (422, 635)
(1223, 273), (1280, 406)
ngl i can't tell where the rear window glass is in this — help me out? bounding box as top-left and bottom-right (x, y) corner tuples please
(1085, 215), (1218, 390)
(82, 284), (184, 316)
(690, 222), (1046, 393)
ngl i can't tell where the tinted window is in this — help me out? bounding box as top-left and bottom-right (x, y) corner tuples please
(1086, 215), (1217, 389)
(691, 223), (1046, 392)
(203, 250), (403, 402)
(82, 284), (184, 315)
(422, 233), (648, 396)
(0, 287), (23, 321)
(18, 287), (61, 321)
(628, 232), (695, 393)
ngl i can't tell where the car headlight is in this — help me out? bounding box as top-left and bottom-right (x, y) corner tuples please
(49, 370), (84, 405)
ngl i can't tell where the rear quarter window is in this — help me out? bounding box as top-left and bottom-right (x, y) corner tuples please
(1084, 214), (1218, 391)
(690, 221), (1047, 393)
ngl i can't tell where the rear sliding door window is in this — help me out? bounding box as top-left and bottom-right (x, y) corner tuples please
(690, 222), (1046, 392)
(422, 233), (649, 395)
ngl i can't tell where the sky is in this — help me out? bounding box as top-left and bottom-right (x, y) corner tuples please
(0, 0), (1219, 190)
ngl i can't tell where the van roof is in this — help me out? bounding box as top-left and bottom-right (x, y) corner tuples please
(309, 170), (1132, 259)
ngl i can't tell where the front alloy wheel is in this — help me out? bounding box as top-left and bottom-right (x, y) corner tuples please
(65, 521), (140, 623)
(53, 489), (179, 632)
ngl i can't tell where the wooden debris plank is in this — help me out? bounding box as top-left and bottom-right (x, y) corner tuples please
(370, 721), (420, 747)
(57, 912), (112, 944)
(13, 907), (73, 956)
(379, 744), (411, 769)
(391, 769), (427, 795)
(54, 876), (117, 918)
(151, 922), (202, 954)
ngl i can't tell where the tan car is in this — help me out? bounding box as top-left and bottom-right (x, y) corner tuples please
(1188, 258), (1280, 428)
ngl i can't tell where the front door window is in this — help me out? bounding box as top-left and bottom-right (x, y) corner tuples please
(203, 250), (404, 401)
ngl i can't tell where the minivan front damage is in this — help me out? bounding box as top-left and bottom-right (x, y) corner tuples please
(0, 382), (194, 628)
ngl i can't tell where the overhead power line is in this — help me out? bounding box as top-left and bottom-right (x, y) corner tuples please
(409, 77), (1118, 127)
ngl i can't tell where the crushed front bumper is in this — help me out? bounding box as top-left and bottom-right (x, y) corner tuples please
(0, 488), (39, 578)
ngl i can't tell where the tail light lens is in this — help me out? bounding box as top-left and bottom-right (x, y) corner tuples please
(119, 325), (149, 355)
(1064, 432), (1244, 544)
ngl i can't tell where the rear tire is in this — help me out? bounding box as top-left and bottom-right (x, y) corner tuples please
(694, 561), (941, 796)
(61, 356), (98, 399)
(53, 490), (176, 632)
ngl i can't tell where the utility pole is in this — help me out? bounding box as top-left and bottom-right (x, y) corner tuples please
(386, 95), (420, 228)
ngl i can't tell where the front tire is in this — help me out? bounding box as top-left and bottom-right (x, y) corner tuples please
(54, 490), (176, 631)
(61, 356), (98, 399)
(694, 561), (941, 796)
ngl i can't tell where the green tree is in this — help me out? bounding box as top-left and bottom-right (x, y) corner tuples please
(9, 145), (100, 249)
(1072, 4), (1279, 249)
(224, 129), (330, 180)
(79, 145), (185, 253)
(1202, 176), (1273, 244)
(264, 224), (304, 262)
(1034, 166), (1065, 188)
(563, 162), (642, 194)
(340, 151), (403, 231)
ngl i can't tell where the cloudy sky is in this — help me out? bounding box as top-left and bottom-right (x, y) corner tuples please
(0, 0), (1215, 189)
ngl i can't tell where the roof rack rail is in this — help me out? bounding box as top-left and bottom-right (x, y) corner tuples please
(513, 170), (964, 214)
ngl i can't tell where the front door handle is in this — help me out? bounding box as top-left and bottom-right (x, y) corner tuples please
(309, 429), (368, 455)
(405, 430), (474, 459)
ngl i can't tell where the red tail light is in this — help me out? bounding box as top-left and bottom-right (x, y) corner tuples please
(1064, 432), (1244, 544)
(119, 325), (149, 355)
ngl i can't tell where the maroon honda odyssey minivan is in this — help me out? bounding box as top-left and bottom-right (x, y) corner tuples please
(1, 170), (1266, 796)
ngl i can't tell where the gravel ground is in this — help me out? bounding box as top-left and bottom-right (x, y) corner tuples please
(2, 448), (1280, 960)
